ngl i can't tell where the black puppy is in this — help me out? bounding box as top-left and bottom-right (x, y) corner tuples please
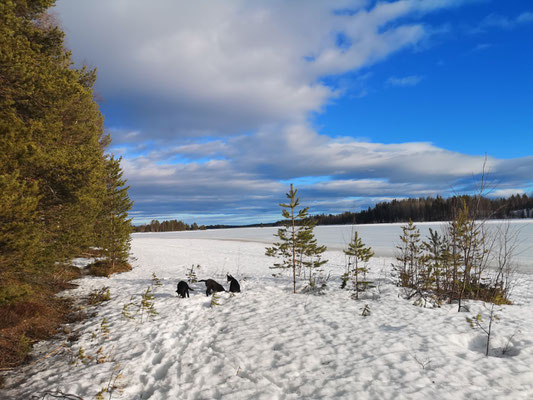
(198, 279), (226, 296)
(176, 281), (194, 298)
(227, 274), (241, 293)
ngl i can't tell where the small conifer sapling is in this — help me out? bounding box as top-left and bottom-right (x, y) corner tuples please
(266, 184), (327, 293)
(343, 231), (374, 300)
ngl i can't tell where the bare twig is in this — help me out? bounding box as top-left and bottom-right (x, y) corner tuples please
(30, 390), (84, 400)
(502, 329), (520, 356)
(409, 352), (431, 369)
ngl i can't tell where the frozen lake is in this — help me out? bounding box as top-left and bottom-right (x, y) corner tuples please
(134, 220), (533, 272)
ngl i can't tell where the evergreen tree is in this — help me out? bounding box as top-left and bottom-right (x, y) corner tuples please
(95, 156), (133, 270)
(393, 220), (422, 288)
(391, 202), (506, 307)
(295, 218), (327, 286)
(343, 232), (374, 299)
(450, 202), (488, 311)
(0, 173), (41, 304)
(265, 184), (327, 293)
(1, 0), (107, 268)
(0, 0), (132, 298)
(420, 228), (447, 293)
(0, 0), (134, 368)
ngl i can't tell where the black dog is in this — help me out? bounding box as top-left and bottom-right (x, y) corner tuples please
(176, 281), (194, 298)
(227, 274), (241, 293)
(198, 279), (226, 296)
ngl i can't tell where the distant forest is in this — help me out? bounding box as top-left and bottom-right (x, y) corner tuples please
(133, 220), (206, 232)
(135, 193), (533, 232)
(310, 193), (533, 225)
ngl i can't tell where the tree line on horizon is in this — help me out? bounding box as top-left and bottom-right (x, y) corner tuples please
(133, 219), (206, 233)
(137, 193), (533, 232)
(310, 193), (533, 226)
(1, 0), (133, 367)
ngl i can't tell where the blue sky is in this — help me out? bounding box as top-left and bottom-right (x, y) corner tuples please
(54, 0), (533, 225)
(316, 1), (533, 158)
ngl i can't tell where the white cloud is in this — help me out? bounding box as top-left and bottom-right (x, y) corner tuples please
(517, 12), (533, 24)
(472, 11), (533, 33)
(119, 124), (533, 222)
(54, 0), (468, 139)
(489, 188), (525, 198)
(225, 124), (495, 184)
(386, 75), (424, 87)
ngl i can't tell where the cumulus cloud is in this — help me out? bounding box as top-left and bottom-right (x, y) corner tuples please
(119, 125), (533, 223)
(228, 125), (492, 183)
(54, 0), (470, 140)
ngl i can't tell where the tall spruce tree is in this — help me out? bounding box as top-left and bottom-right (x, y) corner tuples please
(265, 184), (327, 293)
(96, 156), (133, 270)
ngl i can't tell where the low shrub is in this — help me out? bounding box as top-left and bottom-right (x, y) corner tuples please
(87, 287), (111, 305)
(0, 283), (33, 307)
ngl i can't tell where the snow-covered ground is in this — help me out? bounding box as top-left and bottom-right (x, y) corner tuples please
(2, 227), (533, 400)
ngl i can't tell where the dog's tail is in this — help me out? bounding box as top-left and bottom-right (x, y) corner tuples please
(198, 279), (207, 283)
(188, 286), (194, 291)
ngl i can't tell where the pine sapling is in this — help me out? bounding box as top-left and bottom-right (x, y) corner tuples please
(266, 184), (327, 293)
(361, 304), (371, 317)
(186, 264), (201, 283)
(420, 228), (446, 293)
(100, 317), (110, 337)
(210, 292), (221, 307)
(96, 346), (108, 364)
(139, 286), (158, 323)
(393, 220), (421, 289)
(151, 272), (163, 287)
(344, 231), (374, 300)
(76, 346), (92, 365)
(121, 295), (136, 320)
(88, 287), (111, 305)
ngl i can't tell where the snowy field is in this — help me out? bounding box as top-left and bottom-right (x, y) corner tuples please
(2, 224), (533, 400)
